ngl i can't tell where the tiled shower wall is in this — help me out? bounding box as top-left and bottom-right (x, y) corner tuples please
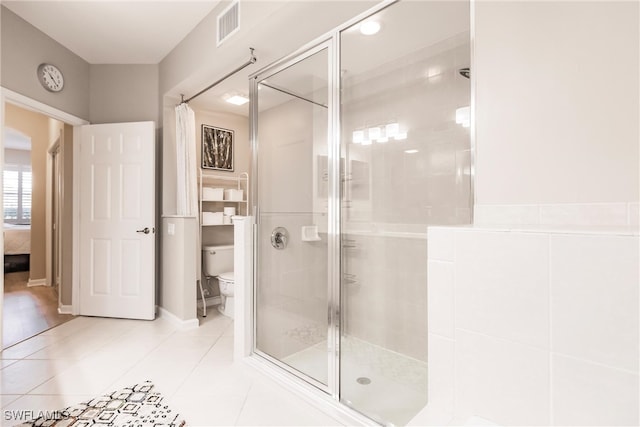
(425, 226), (639, 426)
(340, 33), (471, 362)
(342, 233), (427, 361)
(474, 202), (640, 229)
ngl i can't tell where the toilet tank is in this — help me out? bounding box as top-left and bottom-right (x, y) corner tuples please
(202, 244), (234, 277)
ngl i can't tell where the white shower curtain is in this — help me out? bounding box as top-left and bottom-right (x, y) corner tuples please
(175, 103), (198, 217)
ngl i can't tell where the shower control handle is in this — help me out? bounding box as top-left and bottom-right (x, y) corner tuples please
(271, 227), (288, 250)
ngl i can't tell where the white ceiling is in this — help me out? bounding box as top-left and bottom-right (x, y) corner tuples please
(2, 1), (220, 64)
(2, 1), (469, 116)
(4, 128), (32, 151)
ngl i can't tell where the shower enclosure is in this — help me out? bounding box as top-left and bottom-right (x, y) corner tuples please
(250, 1), (471, 424)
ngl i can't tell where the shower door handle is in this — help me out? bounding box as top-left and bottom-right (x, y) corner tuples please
(271, 227), (288, 250)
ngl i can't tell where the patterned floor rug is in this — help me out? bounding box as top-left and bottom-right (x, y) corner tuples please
(15, 381), (186, 427)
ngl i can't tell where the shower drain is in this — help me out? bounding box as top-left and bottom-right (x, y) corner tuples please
(356, 377), (371, 385)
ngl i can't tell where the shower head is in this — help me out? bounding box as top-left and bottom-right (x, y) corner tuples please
(459, 67), (470, 79)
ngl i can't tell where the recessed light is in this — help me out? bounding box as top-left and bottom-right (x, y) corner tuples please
(404, 149), (419, 154)
(225, 95), (249, 105)
(360, 21), (381, 36)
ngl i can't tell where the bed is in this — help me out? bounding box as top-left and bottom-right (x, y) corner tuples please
(4, 223), (30, 272)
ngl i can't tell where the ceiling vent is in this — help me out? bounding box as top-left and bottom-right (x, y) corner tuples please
(217, 1), (240, 47)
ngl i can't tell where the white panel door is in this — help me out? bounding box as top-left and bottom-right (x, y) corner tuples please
(79, 122), (155, 320)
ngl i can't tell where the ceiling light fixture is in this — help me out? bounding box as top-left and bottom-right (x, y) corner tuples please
(368, 127), (381, 140)
(352, 130), (364, 144)
(385, 122), (399, 138)
(360, 21), (381, 36)
(225, 94), (249, 106)
(456, 106), (470, 128)
(404, 149), (419, 154)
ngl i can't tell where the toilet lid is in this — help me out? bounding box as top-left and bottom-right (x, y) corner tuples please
(218, 271), (234, 281)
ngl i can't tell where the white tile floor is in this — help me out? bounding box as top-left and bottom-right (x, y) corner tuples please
(0, 312), (345, 426)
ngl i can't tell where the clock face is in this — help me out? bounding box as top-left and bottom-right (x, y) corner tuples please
(37, 63), (64, 92)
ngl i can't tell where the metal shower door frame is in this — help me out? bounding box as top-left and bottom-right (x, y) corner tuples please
(249, 38), (340, 397)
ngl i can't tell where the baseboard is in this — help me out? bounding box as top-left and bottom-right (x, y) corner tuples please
(58, 304), (73, 315)
(197, 296), (221, 309)
(27, 278), (48, 287)
(156, 306), (199, 329)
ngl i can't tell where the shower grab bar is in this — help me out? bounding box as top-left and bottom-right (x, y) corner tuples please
(343, 273), (358, 285)
(342, 238), (357, 248)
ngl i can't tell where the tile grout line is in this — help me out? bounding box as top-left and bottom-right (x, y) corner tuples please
(20, 322), (147, 396)
(96, 327), (181, 396)
(166, 329), (226, 399)
(233, 383), (254, 426)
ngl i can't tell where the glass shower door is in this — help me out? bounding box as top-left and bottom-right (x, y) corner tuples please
(339, 1), (471, 424)
(253, 45), (334, 390)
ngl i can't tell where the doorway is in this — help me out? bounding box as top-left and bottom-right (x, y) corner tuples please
(2, 100), (73, 348)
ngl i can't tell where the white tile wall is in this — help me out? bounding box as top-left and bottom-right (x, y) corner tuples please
(629, 203), (640, 229)
(426, 225), (639, 426)
(454, 230), (550, 349)
(426, 333), (455, 418)
(550, 235), (639, 373)
(473, 204), (540, 226)
(427, 260), (455, 338)
(427, 227), (455, 262)
(455, 329), (551, 426)
(344, 234), (428, 361)
(539, 203), (629, 227)
(552, 354), (639, 426)
(475, 202), (638, 229)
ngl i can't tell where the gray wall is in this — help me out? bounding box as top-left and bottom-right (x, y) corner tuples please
(1, 5), (163, 312)
(1, 7), (161, 126)
(159, 1), (376, 216)
(0, 6), (90, 120)
(160, 1), (377, 95)
(89, 64), (160, 125)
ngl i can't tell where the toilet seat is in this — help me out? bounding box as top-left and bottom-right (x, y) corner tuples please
(218, 271), (234, 281)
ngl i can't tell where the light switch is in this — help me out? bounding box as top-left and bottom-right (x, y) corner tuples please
(167, 223), (175, 235)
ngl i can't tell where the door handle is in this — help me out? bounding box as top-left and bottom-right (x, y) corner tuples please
(136, 227), (151, 234)
(271, 227), (288, 250)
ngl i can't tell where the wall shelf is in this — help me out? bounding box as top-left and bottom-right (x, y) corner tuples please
(197, 170), (249, 316)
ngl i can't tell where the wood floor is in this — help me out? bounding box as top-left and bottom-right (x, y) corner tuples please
(2, 271), (74, 349)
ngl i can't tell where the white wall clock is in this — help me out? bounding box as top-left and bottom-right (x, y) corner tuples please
(37, 63), (64, 92)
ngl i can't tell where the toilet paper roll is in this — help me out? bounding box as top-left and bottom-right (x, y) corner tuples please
(223, 207), (236, 216)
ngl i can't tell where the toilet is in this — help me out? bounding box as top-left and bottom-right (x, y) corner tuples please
(202, 244), (235, 318)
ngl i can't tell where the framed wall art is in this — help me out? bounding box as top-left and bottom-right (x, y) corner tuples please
(202, 124), (234, 171)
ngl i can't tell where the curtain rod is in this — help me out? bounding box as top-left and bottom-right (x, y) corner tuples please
(180, 48), (257, 105)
